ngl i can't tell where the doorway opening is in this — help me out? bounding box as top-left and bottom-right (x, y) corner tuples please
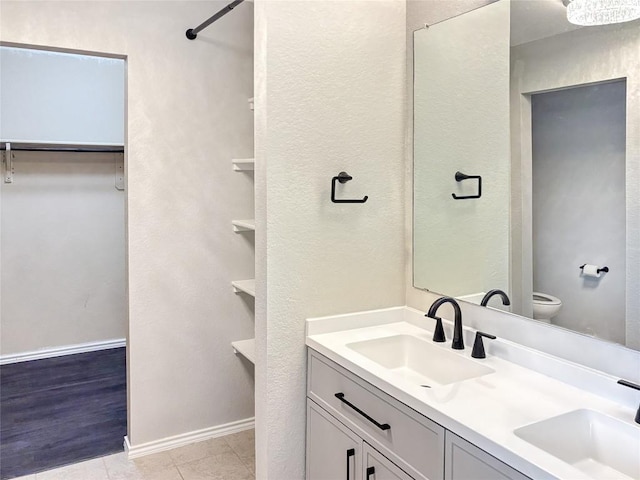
(530, 80), (626, 341)
(0, 45), (127, 479)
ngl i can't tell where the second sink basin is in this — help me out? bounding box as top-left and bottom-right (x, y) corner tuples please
(514, 409), (640, 479)
(346, 334), (494, 387)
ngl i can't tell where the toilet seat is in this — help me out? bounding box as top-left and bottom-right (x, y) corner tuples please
(532, 292), (561, 305)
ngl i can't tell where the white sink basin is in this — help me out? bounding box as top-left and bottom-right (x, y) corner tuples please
(346, 334), (494, 387)
(514, 409), (640, 479)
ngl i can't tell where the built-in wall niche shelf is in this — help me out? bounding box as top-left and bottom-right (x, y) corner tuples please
(248, 97), (254, 111)
(231, 279), (256, 297)
(232, 219), (255, 232)
(232, 158), (255, 171)
(231, 338), (255, 364)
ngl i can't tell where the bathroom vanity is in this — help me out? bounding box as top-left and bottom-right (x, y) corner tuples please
(307, 351), (528, 480)
(305, 307), (640, 480)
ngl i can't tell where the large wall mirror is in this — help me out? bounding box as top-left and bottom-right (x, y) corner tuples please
(413, 0), (640, 351)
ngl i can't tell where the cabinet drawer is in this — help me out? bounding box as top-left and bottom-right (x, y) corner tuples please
(308, 350), (444, 480)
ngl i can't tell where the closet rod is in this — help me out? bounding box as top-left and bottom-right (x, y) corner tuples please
(186, 0), (245, 40)
(1, 143), (123, 153)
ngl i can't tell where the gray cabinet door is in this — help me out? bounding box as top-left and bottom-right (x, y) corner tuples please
(445, 432), (530, 480)
(307, 400), (362, 480)
(363, 443), (415, 480)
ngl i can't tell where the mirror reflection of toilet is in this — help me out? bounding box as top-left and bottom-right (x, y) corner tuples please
(532, 292), (562, 323)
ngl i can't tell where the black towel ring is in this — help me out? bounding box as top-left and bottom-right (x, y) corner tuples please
(452, 171), (482, 200)
(331, 172), (368, 204)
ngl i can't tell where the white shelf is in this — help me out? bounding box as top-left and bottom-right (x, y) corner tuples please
(232, 279), (256, 297)
(231, 338), (255, 364)
(232, 219), (256, 232)
(232, 158), (255, 171)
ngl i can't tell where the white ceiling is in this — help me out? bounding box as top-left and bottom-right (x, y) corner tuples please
(511, 0), (583, 46)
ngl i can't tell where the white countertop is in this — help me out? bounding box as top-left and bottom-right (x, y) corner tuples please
(305, 306), (640, 480)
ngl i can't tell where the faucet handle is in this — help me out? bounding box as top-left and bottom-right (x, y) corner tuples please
(471, 331), (496, 359)
(426, 314), (446, 343)
(617, 379), (640, 424)
(618, 379), (640, 391)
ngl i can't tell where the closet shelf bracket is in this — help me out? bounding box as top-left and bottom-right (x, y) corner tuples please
(3, 143), (14, 183)
(115, 153), (124, 191)
(1, 146), (124, 188)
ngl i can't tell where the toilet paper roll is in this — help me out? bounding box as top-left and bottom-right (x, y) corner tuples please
(582, 264), (600, 278)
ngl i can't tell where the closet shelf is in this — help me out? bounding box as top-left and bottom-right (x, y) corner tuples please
(231, 338), (255, 364)
(232, 279), (256, 297)
(232, 158), (255, 171)
(232, 219), (256, 232)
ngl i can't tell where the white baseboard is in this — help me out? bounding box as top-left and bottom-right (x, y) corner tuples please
(124, 417), (255, 459)
(0, 338), (126, 365)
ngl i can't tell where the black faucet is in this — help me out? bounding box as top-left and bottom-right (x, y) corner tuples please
(426, 296), (464, 350)
(618, 379), (640, 424)
(480, 289), (511, 307)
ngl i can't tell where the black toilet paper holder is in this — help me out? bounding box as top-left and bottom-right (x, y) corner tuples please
(579, 264), (609, 274)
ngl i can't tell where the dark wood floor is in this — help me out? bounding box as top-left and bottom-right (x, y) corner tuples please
(0, 347), (126, 479)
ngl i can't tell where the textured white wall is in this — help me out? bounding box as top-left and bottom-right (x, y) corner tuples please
(531, 82), (626, 344)
(254, 1), (406, 478)
(1, 47), (126, 355)
(413, 0), (510, 297)
(0, 0), (255, 445)
(1, 152), (126, 354)
(0, 47), (124, 145)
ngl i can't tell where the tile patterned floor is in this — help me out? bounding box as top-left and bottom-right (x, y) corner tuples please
(9, 429), (255, 480)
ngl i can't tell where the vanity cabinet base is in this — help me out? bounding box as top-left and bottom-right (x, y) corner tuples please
(364, 442), (415, 480)
(307, 399), (415, 480)
(306, 349), (530, 480)
(307, 351), (444, 479)
(307, 400), (362, 480)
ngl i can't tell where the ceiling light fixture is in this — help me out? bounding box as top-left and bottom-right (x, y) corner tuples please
(565, 0), (640, 25)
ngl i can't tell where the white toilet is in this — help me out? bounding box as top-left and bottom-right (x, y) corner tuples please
(532, 292), (562, 322)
